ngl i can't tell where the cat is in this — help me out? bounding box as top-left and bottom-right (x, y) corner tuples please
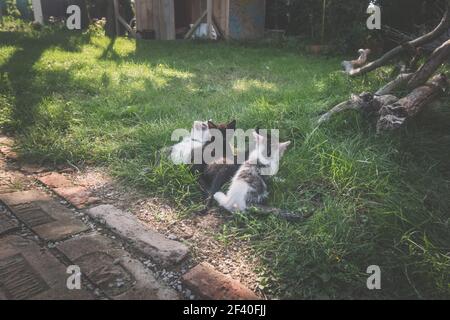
(167, 120), (210, 165)
(213, 131), (290, 212)
(200, 128), (269, 208)
(190, 120), (238, 207)
(192, 119), (236, 166)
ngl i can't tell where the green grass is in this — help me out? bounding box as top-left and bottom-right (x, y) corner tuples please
(1, 18), (449, 299)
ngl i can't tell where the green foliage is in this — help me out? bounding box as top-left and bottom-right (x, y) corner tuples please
(268, 0), (448, 52)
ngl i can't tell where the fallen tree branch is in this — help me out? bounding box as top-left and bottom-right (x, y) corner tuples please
(377, 73), (448, 132)
(407, 39), (450, 89)
(375, 73), (414, 95)
(349, 5), (449, 77)
(318, 93), (398, 124)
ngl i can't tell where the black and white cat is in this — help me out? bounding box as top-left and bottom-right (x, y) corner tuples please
(213, 131), (290, 212)
(169, 121), (210, 164)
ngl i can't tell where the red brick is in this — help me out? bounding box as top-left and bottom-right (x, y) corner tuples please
(53, 186), (100, 209)
(182, 262), (259, 300)
(0, 190), (89, 240)
(37, 172), (72, 188)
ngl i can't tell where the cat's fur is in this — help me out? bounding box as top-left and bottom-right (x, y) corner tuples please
(168, 121), (210, 164)
(191, 120), (236, 168)
(200, 127), (264, 208)
(190, 120), (237, 200)
(214, 131), (290, 212)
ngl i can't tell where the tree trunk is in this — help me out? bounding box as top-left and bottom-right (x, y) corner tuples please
(407, 39), (450, 89)
(377, 73), (448, 132)
(318, 93), (398, 124)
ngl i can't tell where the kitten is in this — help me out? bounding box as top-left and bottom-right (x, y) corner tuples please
(168, 121), (210, 164)
(190, 120), (237, 205)
(213, 131), (290, 212)
(200, 126), (263, 208)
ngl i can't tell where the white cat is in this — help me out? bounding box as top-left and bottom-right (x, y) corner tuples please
(169, 121), (210, 164)
(214, 131), (290, 212)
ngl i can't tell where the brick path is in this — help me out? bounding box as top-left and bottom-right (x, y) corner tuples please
(0, 135), (259, 300)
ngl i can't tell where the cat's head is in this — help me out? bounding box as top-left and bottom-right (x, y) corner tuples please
(252, 131), (291, 175)
(191, 121), (210, 142)
(207, 120), (236, 140)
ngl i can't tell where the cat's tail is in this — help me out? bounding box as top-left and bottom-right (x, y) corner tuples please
(248, 205), (310, 222)
(213, 192), (228, 207)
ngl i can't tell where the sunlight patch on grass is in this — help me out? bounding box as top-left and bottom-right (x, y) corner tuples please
(232, 78), (277, 93)
(0, 45), (18, 66)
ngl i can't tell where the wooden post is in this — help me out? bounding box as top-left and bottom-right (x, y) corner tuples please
(184, 10), (206, 39)
(113, 0), (120, 36)
(207, 0), (213, 39)
(31, 0), (44, 25)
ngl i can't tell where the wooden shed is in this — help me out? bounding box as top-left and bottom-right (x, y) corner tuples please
(135, 0), (266, 40)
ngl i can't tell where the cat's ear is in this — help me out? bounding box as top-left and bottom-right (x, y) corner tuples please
(279, 141), (291, 153)
(252, 131), (264, 143)
(208, 120), (217, 129)
(227, 120), (236, 129)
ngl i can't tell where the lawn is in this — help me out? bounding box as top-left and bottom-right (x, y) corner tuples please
(1, 19), (449, 299)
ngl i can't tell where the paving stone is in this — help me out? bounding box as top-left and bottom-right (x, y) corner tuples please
(56, 233), (179, 300)
(182, 262), (259, 300)
(53, 186), (100, 209)
(0, 211), (19, 235)
(0, 235), (94, 299)
(38, 172), (73, 188)
(0, 190), (89, 241)
(86, 205), (189, 266)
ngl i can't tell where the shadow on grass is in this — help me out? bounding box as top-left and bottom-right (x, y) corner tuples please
(0, 29), (92, 132)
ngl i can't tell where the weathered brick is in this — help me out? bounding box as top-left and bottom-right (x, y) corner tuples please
(53, 186), (100, 209)
(56, 233), (179, 300)
(182, 262), (259, 300)
(86, 205), (189, 266)
(38, 172), (73, 188)
(0, 190), (89, 241)
(0, 235), (94, 299)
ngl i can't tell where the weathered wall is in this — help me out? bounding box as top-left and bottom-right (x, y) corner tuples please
(228, 0), (265, 39)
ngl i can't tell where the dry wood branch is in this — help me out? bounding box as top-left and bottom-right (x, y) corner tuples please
(407, 39), (450, 89)
(349, 5), (449, 77)
(377, 73), (448, 132)
(318, 92), (398, 124)
(375, 73), (414, 96)
(342, 49), (371, 74)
